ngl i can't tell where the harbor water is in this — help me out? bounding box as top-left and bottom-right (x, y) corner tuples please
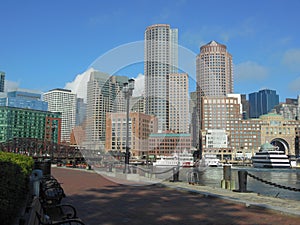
(156, 166), (300, 201)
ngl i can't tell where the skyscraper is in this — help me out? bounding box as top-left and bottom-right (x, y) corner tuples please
(196, 41), (233, 129)
(86, 70), (128, 146)
(195, 40), (233, 148)
(169, 73), (189, 133)
(196, 40), (233, 97)
(144, 24), (178, 132)
(43, 88), (77, 142)
(249, 89), (279, 118)
(0, 71), (5, 92)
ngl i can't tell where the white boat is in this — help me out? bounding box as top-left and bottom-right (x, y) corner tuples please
(252, 142), (291, 168)
(153, 150), (194, 167)
(203, 154), (222, 167)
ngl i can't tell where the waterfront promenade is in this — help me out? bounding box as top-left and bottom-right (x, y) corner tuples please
(52, 167), (300, 225)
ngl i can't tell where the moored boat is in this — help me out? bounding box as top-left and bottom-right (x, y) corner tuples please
(252, 142), (291, 168)
(203, 154), (222, 167)
(153, 150), (194, 167)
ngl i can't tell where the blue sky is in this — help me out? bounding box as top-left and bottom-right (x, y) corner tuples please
(1, 0), (300, 101)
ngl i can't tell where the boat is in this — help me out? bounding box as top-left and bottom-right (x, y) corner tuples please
(153, 150), (194, 167)
(251, 142), (291, 168)
(202, 154), (222, 167)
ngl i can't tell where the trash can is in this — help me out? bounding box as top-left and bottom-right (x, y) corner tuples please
(31, 169), (43, 196)
(34, 159), (51, 176)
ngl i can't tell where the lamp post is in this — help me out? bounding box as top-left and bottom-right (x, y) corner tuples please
(123, 78), (135, 174)
(51, 124), (57, 160)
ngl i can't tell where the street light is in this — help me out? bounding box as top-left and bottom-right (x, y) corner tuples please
(123, 78), (135, 173)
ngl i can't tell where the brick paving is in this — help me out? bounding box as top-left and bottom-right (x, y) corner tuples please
(52, 167), (300, 225)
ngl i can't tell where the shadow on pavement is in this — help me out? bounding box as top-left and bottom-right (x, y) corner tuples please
(52, 167), (300, 225)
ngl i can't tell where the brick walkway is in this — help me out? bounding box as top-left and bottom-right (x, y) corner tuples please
(52, 167), (300, 225)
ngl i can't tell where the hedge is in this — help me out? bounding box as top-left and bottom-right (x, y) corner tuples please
(0, 152), (34, 225)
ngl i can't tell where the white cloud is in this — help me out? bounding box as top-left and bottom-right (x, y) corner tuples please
(235, 61), (269, 81)
(282, 49), (300, 72)
(4, 80), (20, 92)
(64, 68), (144, 102)
(132, 73), (144, 97)
(288, 76), (300, 92)
(64, 68), (95, 102)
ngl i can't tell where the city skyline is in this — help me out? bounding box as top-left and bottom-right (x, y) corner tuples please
(1, 0), (300, 101)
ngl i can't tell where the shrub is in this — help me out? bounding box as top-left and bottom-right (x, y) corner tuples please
(0, 152), (34, 225)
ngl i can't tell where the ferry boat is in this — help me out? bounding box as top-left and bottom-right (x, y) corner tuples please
(203, 154), (222, 167)
(252, 142), (291, 168)
(153, 150), (194, 167)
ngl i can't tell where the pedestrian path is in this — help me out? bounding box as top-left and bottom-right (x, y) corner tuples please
(93, 166), (300, 216)
(51, 167), (300, 225)
(162, 181), (300, 217)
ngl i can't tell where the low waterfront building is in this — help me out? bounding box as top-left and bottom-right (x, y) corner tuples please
(0, 106), (61, 143)
(148, 132), (192, 156)
(0, 90), (48, 111)
(105, 112), (158, 158)
(200, 94), (300, 161)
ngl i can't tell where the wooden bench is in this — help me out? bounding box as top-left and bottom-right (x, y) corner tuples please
(26, 197), (85, 225)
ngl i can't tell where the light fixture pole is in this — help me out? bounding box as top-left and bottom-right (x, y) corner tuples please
(123, 78), (134, 173)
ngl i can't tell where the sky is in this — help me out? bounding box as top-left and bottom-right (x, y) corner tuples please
(1, 0), (300, 101)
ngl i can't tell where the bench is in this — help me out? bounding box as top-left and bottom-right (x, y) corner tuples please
(26, 197), (85, 225)
(39, 176), (66, 208)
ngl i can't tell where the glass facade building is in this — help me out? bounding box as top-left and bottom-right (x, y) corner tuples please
(0, 90), (48, 111)
(249, 89), (279, 118)
(0, 106), (61, 143)
(0, 71), (5, 92)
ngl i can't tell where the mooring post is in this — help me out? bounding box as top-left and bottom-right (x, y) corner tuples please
(221, 164), (234, 189)
(172, 166), (180, 182)
(237, 170), (248, 192)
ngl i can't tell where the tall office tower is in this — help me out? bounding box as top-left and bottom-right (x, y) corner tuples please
(249, 89), (279, 118)
(144, 24), (178, 132)
(0, 90), (48, 111)
(76, 98), (86, 126)
(86, 70), (128, 147)
(43, 88), (77, 142)
(169, 73), (189, 133)
(241, 94), (250, 119)
(196, 40), (233, 130)
(189, 91), (198, 147)
(131, 96), (145, 113)
(196, 40), (233, 97)
(0, 71), (5, 92)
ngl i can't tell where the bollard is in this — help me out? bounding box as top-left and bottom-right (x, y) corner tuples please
(31, 169), (43, 196)
(223, 165), (231, 180)
(132, 166), (137, 174)
(237, 170), (248, 192)
(172, 166), (180, 182)
(221, 165), (232, 189)
(108, 163), (113, 172)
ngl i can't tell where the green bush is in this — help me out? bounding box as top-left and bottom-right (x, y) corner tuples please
(0, 152), (34, 225)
